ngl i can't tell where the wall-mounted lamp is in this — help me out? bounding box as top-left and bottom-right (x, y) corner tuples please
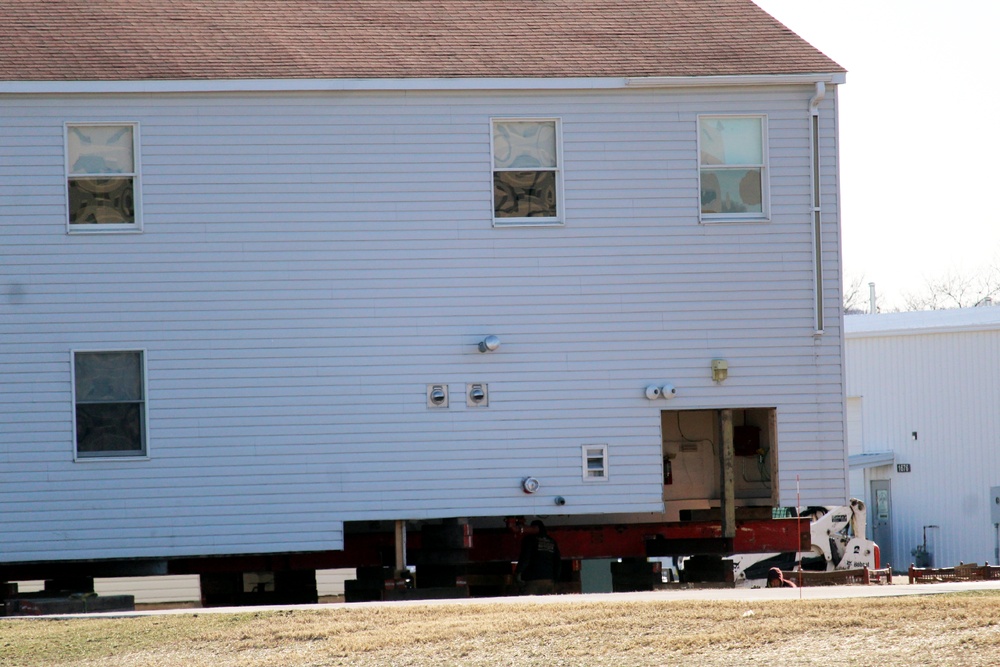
(521, 477), (540, 494)
(711, 359), (729, 383)
(478, 335), (501, 353)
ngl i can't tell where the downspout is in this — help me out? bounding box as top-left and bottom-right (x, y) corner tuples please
(810, 81), (826, 334)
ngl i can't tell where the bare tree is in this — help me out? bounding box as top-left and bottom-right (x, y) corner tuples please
(900, 262), (1000, 311)
(842, 274), (869, 314)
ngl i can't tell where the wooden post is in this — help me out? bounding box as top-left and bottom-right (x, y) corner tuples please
(720, 409), (735, 539)
(394, 520), (407, 577)
(768, 408), (779, 505)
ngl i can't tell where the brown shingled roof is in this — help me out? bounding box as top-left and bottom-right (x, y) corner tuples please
(0, 0), (843, 81)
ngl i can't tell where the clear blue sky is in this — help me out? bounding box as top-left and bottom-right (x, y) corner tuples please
(754, 0), (1000, 308)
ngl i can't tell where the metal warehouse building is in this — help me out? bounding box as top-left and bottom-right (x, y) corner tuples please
(845, 306), (1000, 572)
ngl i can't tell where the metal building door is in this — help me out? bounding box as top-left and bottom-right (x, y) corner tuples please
(871, 480), (893, 570)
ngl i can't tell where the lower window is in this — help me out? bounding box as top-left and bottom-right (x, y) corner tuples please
(73, 350), (147, 458)
(582, 444), (609, 481)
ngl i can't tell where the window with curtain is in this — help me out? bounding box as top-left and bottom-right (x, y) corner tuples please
(66, 123), (140, 230)
(699, 115), (768, 222)
(492, 119), (561, 224)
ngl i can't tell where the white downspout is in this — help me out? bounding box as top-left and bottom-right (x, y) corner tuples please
(809, 81), (826, 112)
(810, 81), (826, 334)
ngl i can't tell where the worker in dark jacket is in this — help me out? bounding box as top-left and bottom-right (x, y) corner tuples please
(767, 567), (797, 588)
(515, 520), (561, 595)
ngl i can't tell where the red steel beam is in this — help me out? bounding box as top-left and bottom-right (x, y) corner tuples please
(163, 519), (808, 575)
(469, 519), (808, 561)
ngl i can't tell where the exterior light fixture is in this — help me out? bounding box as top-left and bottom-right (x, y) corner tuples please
(478, 335), (500, 353)
(711, 359), (729, 383)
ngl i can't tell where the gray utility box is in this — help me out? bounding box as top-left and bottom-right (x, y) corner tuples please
(992, 487), (1000, 525)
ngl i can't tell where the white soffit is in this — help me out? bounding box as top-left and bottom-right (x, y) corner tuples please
(848, 452), (896, 470)
(1, 73), (845, 95)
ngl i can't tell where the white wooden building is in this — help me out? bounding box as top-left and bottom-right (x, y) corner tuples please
(845, 307), (1000, 571)
(0, 0), (849, 586)
(16, 570), (354, 604)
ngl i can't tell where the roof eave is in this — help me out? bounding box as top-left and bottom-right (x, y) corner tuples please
(625, 72), (846, 87)
(848, 452), (896, 470)
(0, 72), (847, 95)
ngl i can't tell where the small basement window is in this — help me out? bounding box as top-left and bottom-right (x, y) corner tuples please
(582, 444), (608, 481)
(66, 123), (140, 231)
(73, 350), (147, 459)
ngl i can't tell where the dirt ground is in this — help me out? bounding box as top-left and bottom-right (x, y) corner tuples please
(4, 589), (1000, 666)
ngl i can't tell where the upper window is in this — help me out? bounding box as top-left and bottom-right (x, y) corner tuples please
(492, 119), (562, 225)
(66, 123), (140, 231)
(73, 350), (147, 459)
(698, 115), (768, 222)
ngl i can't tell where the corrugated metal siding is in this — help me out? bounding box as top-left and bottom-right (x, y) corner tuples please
(846, 325), (1000, 567)
(846, 397), (865, 500)
(0, 86), (845, 564)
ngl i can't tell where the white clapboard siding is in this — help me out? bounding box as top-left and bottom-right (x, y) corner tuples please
(13, 569), (354, 604)
(0, 85), (846, 564)
(11, 578), (202, 604)
(846, 309), (1000, 568)
(316, 569), (356, 598)
(95, 577), (202, 604)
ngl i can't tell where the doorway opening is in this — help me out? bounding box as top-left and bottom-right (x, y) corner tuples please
(660, 408), (777, 519)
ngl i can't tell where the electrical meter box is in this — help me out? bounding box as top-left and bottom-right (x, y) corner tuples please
(733, 425), (761, 457)
(992, 486), (1000, 524)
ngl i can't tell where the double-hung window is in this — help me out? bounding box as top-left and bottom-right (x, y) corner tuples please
(73, 350), (147, 459)
(491, 119), (562, 225)
(698, 115), (768, 222)
(66, 123), (140, 231)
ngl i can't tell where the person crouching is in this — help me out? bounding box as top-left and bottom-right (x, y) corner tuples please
(766, 567), (797, 588)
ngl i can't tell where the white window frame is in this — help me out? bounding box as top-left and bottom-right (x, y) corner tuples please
(697, 114), (769, 224)
(71, 349), (150, 461)
(65, 121), (142, 233)
(491, 117), (564, 227)
(581, 444), (609, 482)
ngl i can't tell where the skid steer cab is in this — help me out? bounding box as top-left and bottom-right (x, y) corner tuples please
(802, 498), (880, 571)
(731, 498), (880, 583)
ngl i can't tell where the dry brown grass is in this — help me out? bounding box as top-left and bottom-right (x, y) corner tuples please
(4, 591), (1000, 666)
